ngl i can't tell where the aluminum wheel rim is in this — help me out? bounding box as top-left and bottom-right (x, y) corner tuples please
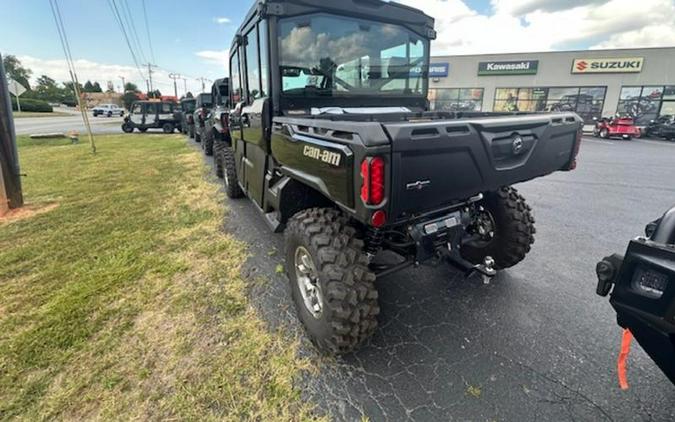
(294, 246), (324, 319)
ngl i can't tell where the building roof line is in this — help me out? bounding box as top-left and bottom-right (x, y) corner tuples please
(430, 46), (675, 59)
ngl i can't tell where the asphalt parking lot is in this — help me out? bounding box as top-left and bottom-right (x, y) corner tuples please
(199, 136), (675, 421)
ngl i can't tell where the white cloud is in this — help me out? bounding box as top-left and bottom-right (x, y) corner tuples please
(195, 49), (230, 73)
(396, 0), (675, 55)
(18, 55), (205, 96)
(214, 17), (231, 24)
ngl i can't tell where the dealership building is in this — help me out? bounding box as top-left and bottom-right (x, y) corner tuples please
(428, 47), (675, 125)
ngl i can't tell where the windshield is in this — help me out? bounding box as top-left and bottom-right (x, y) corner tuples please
(279, 14), (429, 97)
(199, 94), (213, 107)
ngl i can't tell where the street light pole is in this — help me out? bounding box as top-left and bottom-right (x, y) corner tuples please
(196, 77), (211, 92)
(119, 75), (126, 92)
(169, 73), (180, 98)
(0, 53), (24, 214)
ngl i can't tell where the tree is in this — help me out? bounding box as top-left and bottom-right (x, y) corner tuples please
(2, 55), (32, 90)
(92, 82), (103, 93)
(124, 82), (139, 93)
(149, 89), (162, 99)
(185, 92), (193, 99)
(32, 75), (65, 103)
(83, 80), (95, 92)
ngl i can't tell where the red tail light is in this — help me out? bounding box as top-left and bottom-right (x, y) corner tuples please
(221, 113), (230, 133)
(360, 157), (385, 205)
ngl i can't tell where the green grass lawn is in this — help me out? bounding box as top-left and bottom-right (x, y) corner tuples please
(0, 135), (319, 421)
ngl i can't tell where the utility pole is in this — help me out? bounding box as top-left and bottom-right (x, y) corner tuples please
(196, 77), (211, 92)
(168, 73), (180, 98)
(0, 53), (24, 214)
(144, 63), (158, 93)
(181, 77), (187, 96)
(119, 75), (126, 92)
(145, 79), (150, 96)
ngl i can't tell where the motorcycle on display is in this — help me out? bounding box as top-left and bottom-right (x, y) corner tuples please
(592, 115), (641, 140)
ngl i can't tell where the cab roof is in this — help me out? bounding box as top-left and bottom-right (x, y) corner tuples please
(232, 0), (435, 50)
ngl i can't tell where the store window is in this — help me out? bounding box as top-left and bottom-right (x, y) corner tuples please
(618, 86), (675, 125)
(494, 86), (606, 123)
(429, 88), (484, 112)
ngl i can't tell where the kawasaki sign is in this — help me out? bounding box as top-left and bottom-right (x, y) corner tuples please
(478, 60), (539, 76)
(572, 57), (644, 74)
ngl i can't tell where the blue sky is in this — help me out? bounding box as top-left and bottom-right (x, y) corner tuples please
(0, 0), (251, 93)
(1, 0), (674, 94)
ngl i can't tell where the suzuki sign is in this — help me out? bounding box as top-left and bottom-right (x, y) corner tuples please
(572, 57), (644, 74)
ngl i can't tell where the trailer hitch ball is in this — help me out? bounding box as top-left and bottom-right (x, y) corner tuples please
(482, 256), (496, 284)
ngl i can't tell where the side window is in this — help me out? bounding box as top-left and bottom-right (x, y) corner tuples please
(132, 104), (142, 114)
(161, 103), (172, 114)
(245, 27), (261, 101)
(259, 23), (269, 98)
(231, 51), (242, 104)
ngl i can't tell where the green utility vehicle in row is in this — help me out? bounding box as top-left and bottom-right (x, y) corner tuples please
(179, 97), (197, 137)
(200, 78), (231, 160)
(192, 93), (213, 143)
(221, 0), (583, 354)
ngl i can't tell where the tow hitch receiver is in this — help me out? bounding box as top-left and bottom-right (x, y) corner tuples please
(408, 211), (498, 283)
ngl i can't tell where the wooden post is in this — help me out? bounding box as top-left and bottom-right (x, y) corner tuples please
(0, 161), (8, 216)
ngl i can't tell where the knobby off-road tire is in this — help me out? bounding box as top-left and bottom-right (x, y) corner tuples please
(203, 130), (215, 156)
(461, 186), (536, 270)
(285, 208), (379, 355)
(221, 146), (243, 199)
(213, 141), (225, 179)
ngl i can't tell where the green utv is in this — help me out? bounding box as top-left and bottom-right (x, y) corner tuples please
(192, 93), (213, 144)
(222, 0), (583, 355)
(179, 97), (197, 137)
(200, 78), (231, 163)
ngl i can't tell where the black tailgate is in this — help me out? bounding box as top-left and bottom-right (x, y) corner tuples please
(384, 113), (581, 220)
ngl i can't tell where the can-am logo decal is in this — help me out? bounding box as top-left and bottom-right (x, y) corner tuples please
(303, 145), (341, 166)
(572, 57), (644, 74)
(478, 60), (539, 76)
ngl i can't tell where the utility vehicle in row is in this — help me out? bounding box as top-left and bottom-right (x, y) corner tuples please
(122, 100), (181, 133)
(179, 97), (197, 137)
(200, 78), (231, 159)
(191, 93), (213, 143)
(221, 0), (583, 354)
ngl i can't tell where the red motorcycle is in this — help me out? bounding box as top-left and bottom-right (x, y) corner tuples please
(592, 116), (641, 140)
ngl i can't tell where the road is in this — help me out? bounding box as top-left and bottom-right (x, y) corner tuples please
(13, 112), (123, 135)
(199, 136), (675, 421)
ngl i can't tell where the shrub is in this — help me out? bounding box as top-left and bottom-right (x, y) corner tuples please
(11, 97), (53, 113)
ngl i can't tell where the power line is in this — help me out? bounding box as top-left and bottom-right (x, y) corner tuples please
(120, 0), (148, 65)
(141, 0), (156, 64)
(48, 0), (96, 153)
(107, 0), (146, 83)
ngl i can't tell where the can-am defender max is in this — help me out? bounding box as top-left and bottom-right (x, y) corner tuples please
(223, 0), (583, 354)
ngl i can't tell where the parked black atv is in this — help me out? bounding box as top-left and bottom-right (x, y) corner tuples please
(122, 100), (181, 134)
(222, 0), (583, 355)
(596, 206), (675, 385)
(179, 98), (196, 137)
(200, 78), (230, 160)
(192, 93), (213, 143)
